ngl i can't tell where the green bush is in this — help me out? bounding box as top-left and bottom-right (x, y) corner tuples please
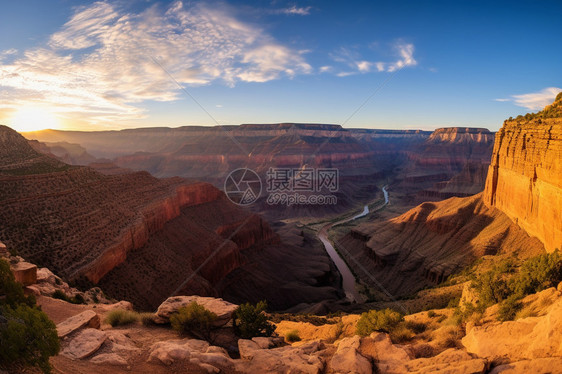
(285, 329), (301, 343)
(51, 290), (85, 305)
(427, 310), (437, 318)
(509, 251), (562, 298)
(356, 309), (403, 336)
(170, 302), (217, 340)
(0, 259), (59, 373)
(233, 301), (275, 339)
(497, 295), (523, 322)
(105, 309), (139, 327)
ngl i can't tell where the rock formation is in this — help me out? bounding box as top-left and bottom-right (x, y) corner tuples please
(483, 114), (562, 252)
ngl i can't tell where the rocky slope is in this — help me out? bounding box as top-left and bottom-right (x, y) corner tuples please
(402, 127), (495, 201)
(339, 194), (545, 296)
(483, 115), (562, 253)
(0, 125), (342, 311)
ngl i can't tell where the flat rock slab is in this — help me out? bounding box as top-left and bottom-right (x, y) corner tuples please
(10, 262), (37, 286)
(90, 353), (128, 366)
(62, 328), (107, 359)
(57, 310), (100, 337)
(154, 296), (238, 326)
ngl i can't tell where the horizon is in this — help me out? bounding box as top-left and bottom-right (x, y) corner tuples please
(1, 0), (561, 133)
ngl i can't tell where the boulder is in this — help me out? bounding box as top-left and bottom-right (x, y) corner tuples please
(147, 338), (234, 372)
(10, 262), (37, 286)
(329, 336), (372, 374)
(153, 296), (238, 326)
(90, 353), (128, 366)
(235, 339), (324, 374)
(490, 357), (562, 374)
(36, 267), (58, 284)
(462, 297), (562, 360)
(62, 328), (107, 359)
(57, 310), (100, 338)
(404, 349), (487, 374)
(95, 300), (134, 312)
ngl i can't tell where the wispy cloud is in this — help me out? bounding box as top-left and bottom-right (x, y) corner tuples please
(495, 87), (562, 110)
(329, 41), (417, 77)
(0, 1), (311, 125)
(275, 5), (312, 16)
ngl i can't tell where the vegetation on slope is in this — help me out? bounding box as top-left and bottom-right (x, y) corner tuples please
(0, 259), (60, 373)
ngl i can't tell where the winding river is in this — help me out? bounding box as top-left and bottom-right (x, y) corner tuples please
(317, 186), (389, 302)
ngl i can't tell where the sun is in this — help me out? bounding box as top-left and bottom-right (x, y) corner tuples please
(9, 106), (61, 133)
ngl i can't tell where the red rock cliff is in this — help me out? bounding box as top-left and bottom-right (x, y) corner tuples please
(483, 117), (562, 252)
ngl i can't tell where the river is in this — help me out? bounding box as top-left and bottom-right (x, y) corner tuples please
(317, 186), (389, 302)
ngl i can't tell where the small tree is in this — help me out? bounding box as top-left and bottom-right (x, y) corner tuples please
(356, 308), (403, 336)
(233, 301), (275, 339)
(0, 259), (59, 373)
(170, 301), (217, 341)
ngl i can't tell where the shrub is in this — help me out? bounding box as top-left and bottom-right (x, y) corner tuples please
(471, 269), (510, 306)
(105, 309), (139, 327)
(285, 329), (301, 343)
(0, 259), (59, 373)
(427, 310), (437, 318)
(51, 290), (70, 302)
(51, 290), (85, 305)
(356, 309), (403, 336)
(233, 301), (275, 339)
(405, 320), (427, 334)
(139, 312), (156, 326)
(71, 294), (85, 304)
(497, 295), (522, 322)
(170, 302), (217, 341)
(389, 323), (414, 343)
(509, 251), (562, 297)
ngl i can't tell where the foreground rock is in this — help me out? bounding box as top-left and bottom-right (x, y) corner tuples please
(10, 261), (37, 286)
(62, 328), (107, 359)
(153, 296), (238, 326)
(237, 339), (326, 374)
(148, 338), (233, 373)
(462, 297), (562, 360)
(90, 353), (128, 366)
(330, 336), (372, 374)
(56, 310), (100, 338)
(490, 357), (562, 374)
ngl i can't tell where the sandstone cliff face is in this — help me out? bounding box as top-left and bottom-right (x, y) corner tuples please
(483, 118), (562, 252)
(397, 127), (494, 200)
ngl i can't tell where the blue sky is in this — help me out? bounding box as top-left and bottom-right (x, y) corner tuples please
(0, 0), (561, 132)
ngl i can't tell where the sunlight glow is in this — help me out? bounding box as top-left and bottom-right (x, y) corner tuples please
(9, 107), (60, 132)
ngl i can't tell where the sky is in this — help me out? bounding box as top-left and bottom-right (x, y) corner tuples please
(0, 0), (561, 132)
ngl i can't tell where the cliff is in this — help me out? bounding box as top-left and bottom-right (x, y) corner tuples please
(483, 117), (562, 252)
(398, 127), (494, 200)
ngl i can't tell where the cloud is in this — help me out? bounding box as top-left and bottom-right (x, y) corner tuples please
(329, 41), (417, 77)
(0, 1), (311, 125)
(496, 87), (562, 110)
(276, 6), (312, 15)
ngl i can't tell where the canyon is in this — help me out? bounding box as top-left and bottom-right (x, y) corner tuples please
(336, 96), (562, 302)
(24, 124), (494, 219)
(0, 125), (342, 311)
